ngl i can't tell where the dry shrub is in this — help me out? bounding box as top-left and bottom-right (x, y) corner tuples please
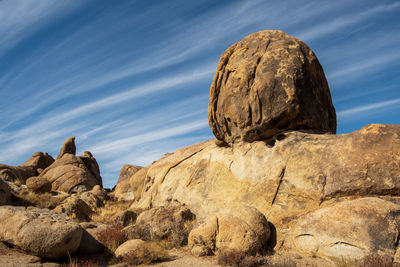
(218, 249), (264, 267)
(95, 225), (127, 252)
(122, 241), (169, 266)
(61, 259), (100, 267)
(18, 189), (64, 209)
(91, 197), (133, 224)
(361, 254), (399, 267)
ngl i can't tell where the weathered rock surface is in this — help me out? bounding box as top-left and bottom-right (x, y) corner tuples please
(114, 239), (146, 258)
(0, 152), (54, 183)
(0, 206), (82, 258)
(208, 30), (336, 144)
(26, 176), (51, 193)
(76, 222), (107, 255)
(189, 206), (270, 256)
(38, 137), (102, 193)
(286, 197), (400, 261)
(0, 179), (11, 205)
(123, 204), (196, 247)
(114, 164), (142, 201)
(124, 124), (400, 258)
(56, 136), (76, 160)
(114, 210), (138, 227)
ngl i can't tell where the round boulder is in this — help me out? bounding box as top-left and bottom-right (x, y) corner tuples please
(208, 30), (336, 144)
(26, 177), (51, 193)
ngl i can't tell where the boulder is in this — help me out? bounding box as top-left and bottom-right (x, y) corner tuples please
(114, 239), (145, 258)
(0, 179), (11, 205)
(208, 30), (336, 144)
(76, 222), (107, 255)
(114, 164), (142, 201)
(0, 206), (82, 259)
(127, 124), (400, 256)
(39, 137), (102, 193)
(114, 210), (138, 227)
(25, 176), (51, 193)
(0, 152), (54, 183)
(286, 197), (400, 261)
(54, 195), (93, 222)
(123, 204), (196, 247)
(188, 206), (270, 256)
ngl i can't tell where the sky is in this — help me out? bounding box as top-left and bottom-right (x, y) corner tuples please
(1, 0), (399, 188)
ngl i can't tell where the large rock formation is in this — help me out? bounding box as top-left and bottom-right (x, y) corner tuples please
(0, 152), (54, 183)
(38, 137), (102, 193)
(208, 30), (336, 144)
(114, 164), (142, 200)
(0, 206), (83, 258)
(121, 123), (400, 260)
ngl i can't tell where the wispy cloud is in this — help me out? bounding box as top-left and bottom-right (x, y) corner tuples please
(338, 98), (400, 117)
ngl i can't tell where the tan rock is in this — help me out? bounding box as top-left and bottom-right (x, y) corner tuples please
(26, 176), (51, 193)
(114, 239), (145, 258)
(54, 195), (93, 222)
(286, 197), (400, 261)
(208, 30), (336, 144)
(0, 206), (82, 259)
(188, 207), (270, 255)
(127, 124), (400, 256)
(56, 136), (76, 160)
(0, 152), (54, 183)
(123, 204), (196, 247)
(114, 164), (142, 201)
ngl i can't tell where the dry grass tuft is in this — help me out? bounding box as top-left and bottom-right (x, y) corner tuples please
(60, 258), (100, 267)
(217, 249), (264, 267)
(122, 241), (169, 266)
(90, 197), (133, 224)
(18, 189), (65, 209)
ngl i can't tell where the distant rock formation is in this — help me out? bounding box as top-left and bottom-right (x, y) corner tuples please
(114, 164), (142, 200)
(38, 137), (102, 193)
(0, 152), (54, 183)
(208, 30), (336, 144)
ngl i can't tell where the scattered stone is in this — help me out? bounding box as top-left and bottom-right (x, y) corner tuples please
(208, 30), (336, 144)
(0, 206), (82, 259)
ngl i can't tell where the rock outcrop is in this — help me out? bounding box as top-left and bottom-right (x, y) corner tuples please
(208, 30), (336, 144)
(287, 197), (400, 260)
(38, 137), (102, 193)
(0, 152), (54, 183)
(0, 206), (83, 258)
(122, 123), (400, 259)
(114, 164), (142, 200)
(25, 176), (51, 193)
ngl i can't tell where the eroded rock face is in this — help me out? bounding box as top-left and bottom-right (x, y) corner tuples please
(208, 30), (336, 144)
(127, 124), (400, 259)
(0, 152), (54, 183)
(25, 176), (51, 193)
(189, 206), (270, 256)
(56, 136), (76, 160)
(114, 164), (142, 201)
(287, 197), (400, 261)
(0, 206), (82, 259)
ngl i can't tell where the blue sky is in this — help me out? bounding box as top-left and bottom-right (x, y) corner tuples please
(1, 0), (399, 188)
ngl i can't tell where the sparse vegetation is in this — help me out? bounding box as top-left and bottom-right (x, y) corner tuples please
(217, 249), (264, 267)
(95, 225), (127, 252)
(90, 196), (133, 224)
(18, 189), (65, 209)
